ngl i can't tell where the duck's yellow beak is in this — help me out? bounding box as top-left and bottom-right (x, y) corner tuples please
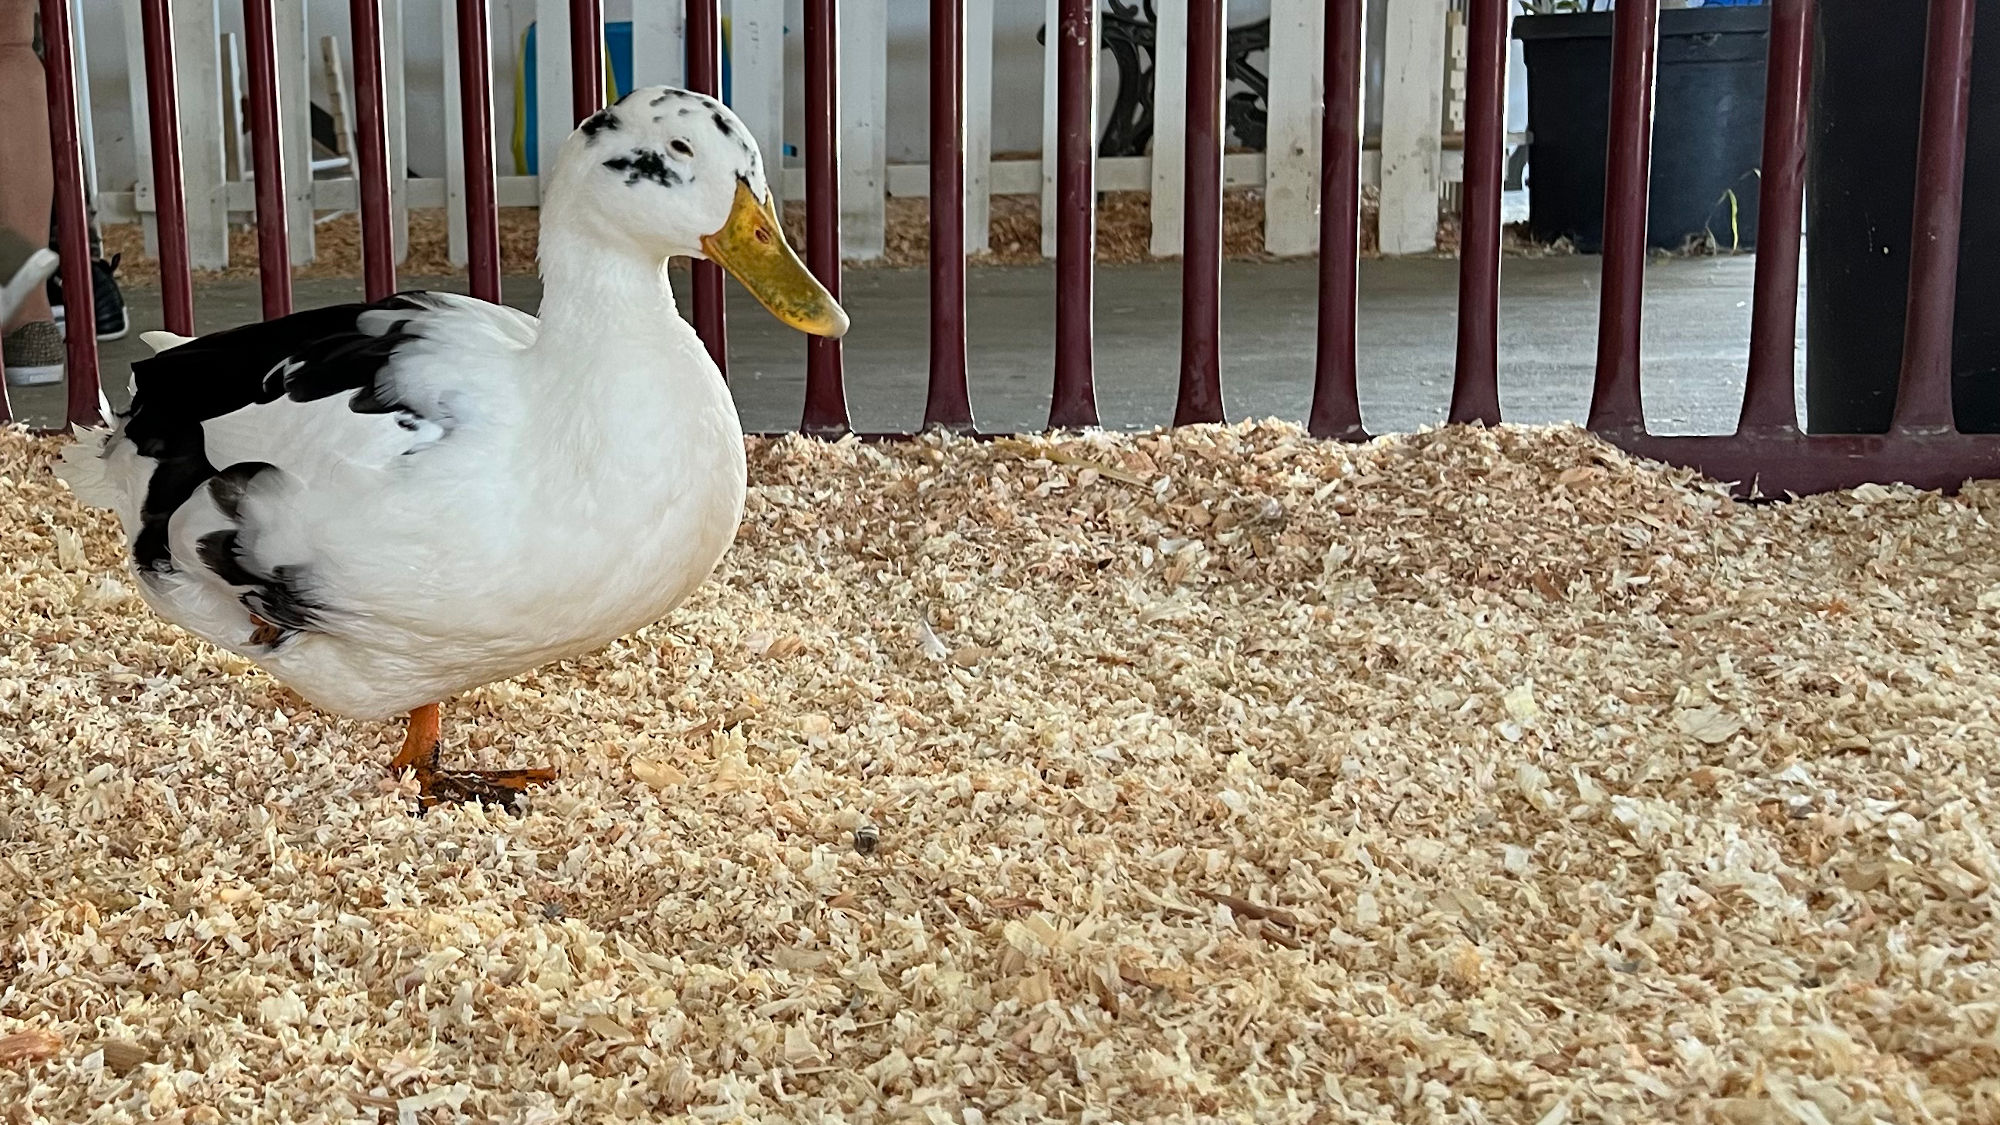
(699, 180), (849, 339)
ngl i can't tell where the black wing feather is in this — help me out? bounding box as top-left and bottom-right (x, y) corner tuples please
(122, 292), (437, 577)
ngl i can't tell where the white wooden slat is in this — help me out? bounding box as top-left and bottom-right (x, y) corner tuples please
(630, 0), (684, 88)
(441, 0), (467, 266)
(1039, 0), (1058, 259)
(320, 38), (358, 175)
(1262, 0), (1321, 255)
(273, 0), (315, 262)
(730, 0), (785, 177)
(70, 0), (99, 211)
(1378, 0), (1449, 255)
(383, 0), (410, 262)
(1149, 0), (1187, 257)
(121, 0), (160, 258)
(731, 0), (784, 174)
(534, 0), (572, 196)
(964, 0), (993, 254)
(181, 0), (230, 268)
(838, 0), (888, 261)
(94, 148), (1468, 226)
(221, 33), (249, 180)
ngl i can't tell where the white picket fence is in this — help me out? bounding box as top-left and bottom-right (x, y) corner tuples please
(93, 0), (1479, 271)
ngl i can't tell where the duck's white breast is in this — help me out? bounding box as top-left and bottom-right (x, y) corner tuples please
(262, 350), (748, 718)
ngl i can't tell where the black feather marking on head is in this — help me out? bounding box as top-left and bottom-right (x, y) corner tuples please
(651, 92), (672, 106)
(603, 148), (682, 188)
(120, 292), (435, 573)
(677, 106), (693, 117)
(579, 108), (620, 139)
(711, 111), (734, 137)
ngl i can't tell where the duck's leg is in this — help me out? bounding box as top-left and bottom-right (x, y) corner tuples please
(389, 702), (557, 811)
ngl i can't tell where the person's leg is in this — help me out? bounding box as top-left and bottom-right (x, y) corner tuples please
(0, 230), (58, 328)
(49, 187), (105, 260)
(0, 0), (54, 334)
(29, 5), (125, 342)
(0, 0), (62, 384)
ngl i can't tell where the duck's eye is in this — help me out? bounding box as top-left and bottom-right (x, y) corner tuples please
(670, 139), (694, 159)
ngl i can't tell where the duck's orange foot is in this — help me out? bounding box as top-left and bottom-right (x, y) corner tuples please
(390, 702), (556, 813)
(417, 765), (559, 811)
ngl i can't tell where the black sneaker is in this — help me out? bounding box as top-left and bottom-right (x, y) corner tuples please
(48, 253), (129, 342)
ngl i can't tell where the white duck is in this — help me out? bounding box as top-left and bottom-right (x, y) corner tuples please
(57, 88), (845, 807)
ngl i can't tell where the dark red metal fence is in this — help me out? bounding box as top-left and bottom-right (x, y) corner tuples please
(24, 0), (2000, 498)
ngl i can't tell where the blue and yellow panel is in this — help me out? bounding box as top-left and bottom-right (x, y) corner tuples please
(513, 19), (735, 175)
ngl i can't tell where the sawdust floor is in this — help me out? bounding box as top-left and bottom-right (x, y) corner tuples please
(3, 423), (1998, 1123)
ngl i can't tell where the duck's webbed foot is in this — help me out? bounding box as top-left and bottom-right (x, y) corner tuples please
(390, 703), (557, 812)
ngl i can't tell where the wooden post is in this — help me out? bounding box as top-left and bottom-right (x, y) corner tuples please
(273, 0), (315, 263)
(180, 0), (230, 268)
(732, 0), (787, 179)
(1379, 0), (1448, 255)
(120, 0), (160, 258)
(535, 0), (572, 194)
(631, 0), (684, 86)
(839, 0), (888, 261)
(383, 0), (409, 263)
(965, 0), (993, 254)
(1262, 0), (1322, 255)
(1150, 0), (1188, 257)
(440, 0), (466, 266)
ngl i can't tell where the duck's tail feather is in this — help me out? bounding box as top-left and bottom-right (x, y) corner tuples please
(140, 330), (196, 354)
(54, 421), (146, 533)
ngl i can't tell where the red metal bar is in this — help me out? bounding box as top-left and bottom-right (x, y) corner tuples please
(1310, 0), (1366, 441)
(1892, 0), (1977, 434)
(1587, 0), (1658, 435)
(688, 0), (729, 374)
(40, 0), (100, 426)
(242, 0), (292, 319)
(1738, 0), (1813, 434)
(1049, 0), (1098, 429)
(456, 0), (501, 303)
(803, 0), (849, 433)
(926, 0), (974, 430)
(1448, 0), (1506, 427)
(1173, 0), (1226, 427)
(141, 0), (195, 335)
(1612, 432), (2000, 500)
(349, 0), (397, 301)
(569, 0), (603, 126)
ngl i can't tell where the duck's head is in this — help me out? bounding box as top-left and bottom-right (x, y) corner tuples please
(548, 86), (848, 338)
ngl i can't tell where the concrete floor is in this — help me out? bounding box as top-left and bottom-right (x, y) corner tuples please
(9, 254), (1797, 435)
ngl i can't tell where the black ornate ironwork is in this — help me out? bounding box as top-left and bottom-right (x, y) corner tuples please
(1036, 2), (1272, 158)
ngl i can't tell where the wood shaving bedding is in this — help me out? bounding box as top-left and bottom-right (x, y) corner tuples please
(3, 421), (1998, 1123)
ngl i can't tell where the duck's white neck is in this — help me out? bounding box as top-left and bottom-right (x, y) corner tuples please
(529, 217), (700, 367)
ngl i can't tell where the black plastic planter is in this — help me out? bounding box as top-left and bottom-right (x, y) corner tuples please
(1514, 6), (1771, 253)
(1806, 0), (2000, 434)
